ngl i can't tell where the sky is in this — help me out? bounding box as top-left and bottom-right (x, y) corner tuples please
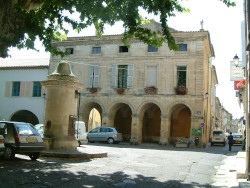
(6, 0), (245, 119)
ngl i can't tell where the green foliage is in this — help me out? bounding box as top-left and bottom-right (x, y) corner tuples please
(0, 0), (236, 58)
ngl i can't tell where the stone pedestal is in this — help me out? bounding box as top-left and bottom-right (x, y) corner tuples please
(41, 61), (84, 150)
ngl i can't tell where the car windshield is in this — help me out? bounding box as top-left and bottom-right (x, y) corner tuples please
(213, 131), (223, 136)
(233, 135), (243, 138)
(15, 123), (38, 135)
(89, 128), (100, 133)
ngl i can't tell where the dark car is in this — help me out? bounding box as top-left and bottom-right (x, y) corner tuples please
(0, 121), (45, 160)
(233, 133), (243, 145)
(87, 127), (123, 144)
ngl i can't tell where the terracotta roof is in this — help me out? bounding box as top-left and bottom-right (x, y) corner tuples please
(0, 58), (49, 68)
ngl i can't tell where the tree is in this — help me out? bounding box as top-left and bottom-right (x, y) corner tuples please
(0, 0), (235, 58)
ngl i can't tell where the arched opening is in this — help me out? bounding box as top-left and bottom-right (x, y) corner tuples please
(140, 103), (161, 143)
(81, 103), (102, 131)
(88, 108), (101, 130)
(110, 103), (132, 141)
(170, 104), (191, 143)
(10, 110), (39, 125)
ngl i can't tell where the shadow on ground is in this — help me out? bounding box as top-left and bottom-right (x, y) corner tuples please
(0, 158), (213, 188)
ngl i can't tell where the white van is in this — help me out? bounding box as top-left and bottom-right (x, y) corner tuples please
(75, 121), (88, 146)
(210, 130), (226, 146)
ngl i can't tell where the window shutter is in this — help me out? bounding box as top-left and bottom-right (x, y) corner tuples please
(147, 66), (157, 87)
(111, 64), (117, 88)
(93, 65), (100, 88)
(20, 82), (26, 97)
(26, 82), (32, 97)
(88, 65), (94, 88)
(5, 82), (11, 97)
(127, 64), (134, 88)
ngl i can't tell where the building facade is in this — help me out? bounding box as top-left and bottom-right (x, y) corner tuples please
(0, 59), (49, 125)
(49, 22), (216, 146)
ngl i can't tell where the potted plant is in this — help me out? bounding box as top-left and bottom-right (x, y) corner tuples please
(117, 88), (125, 95)
(144, 86), (157, 94)
(89, 88), (98, 93)
(176, 85), (186, 95)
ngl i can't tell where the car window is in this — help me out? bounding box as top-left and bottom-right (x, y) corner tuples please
(15, 123), (38, 135)
(213, 131), (223, 136)
(34, 125), (44, 134)
(89, 127), (100, 133)
(101, 127), (109, 132)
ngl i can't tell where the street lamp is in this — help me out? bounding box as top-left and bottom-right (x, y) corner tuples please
(233, 54), (239, 67)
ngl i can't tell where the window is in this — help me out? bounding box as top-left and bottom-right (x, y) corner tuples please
(92, 47), (101, 54)
(12, 82), (20, 96)
(88, 65), (100, 88)
(101, 127), (109, 132)
(177, 66), (187, 86)
(147, 65), (157, 87)
(89, 127), (100, 133)
(32, 81), (41, 97)
(148, 45), (158, 52)
(118, 65), (128, 88)
(111, 64), (134, 88)
(119, 46), (128, 53)
(65, 48), (74, 54)
(178, 44), (187, 51)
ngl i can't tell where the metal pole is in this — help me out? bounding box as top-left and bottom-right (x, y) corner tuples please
(76, 92), (81, 139)
(247, 0), (250, 179)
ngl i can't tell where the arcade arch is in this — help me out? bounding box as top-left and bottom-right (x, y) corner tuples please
(81, 102), (102, 131)
(169, 104), (191, 143)
(139, 103), (161, 143)
(109, 103), (132, 141)
(10, 110), (39, 125)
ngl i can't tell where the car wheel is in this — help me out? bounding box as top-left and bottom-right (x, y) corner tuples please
(107, 138), (114, 144)
(4, 146), (15, 160)
(78, 141), (81, 147)
(29, 152), (40, 161)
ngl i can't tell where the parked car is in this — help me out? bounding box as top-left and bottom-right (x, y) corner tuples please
(34, 121), (88, 146)
(210, 130), (226, 146)
(75, 121), (88, 146)
(0, 121), (45, 160)
(87, 127), (123, 144)
(233, 133), (244, 145)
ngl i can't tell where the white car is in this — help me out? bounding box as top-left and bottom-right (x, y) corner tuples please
(210, 130), (226, 146)
(34, 121), (88, 147)
(75, 121), (88, 146)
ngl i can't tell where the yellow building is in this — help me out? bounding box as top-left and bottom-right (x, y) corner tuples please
(49, 22), (217, 147)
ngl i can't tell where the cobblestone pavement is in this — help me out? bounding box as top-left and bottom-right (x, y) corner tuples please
(0, 143), (243, 188)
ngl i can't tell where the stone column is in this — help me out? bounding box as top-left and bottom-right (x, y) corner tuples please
(41, 61), (84, 150)
(160, 115), (169, 146)
(101, 113), (110, 127)
(130, 114), (141, 145)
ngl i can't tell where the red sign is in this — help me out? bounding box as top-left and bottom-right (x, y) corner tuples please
(235, 80), (245, 90)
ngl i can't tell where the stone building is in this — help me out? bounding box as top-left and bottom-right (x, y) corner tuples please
(0, 59), (49, 124)
(49, 22), (216, 146)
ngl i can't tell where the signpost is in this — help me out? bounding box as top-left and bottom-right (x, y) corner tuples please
(201, 123), (205, 128)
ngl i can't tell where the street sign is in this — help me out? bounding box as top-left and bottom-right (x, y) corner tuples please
(201, 123), (205, 127)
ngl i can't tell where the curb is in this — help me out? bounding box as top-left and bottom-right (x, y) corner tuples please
(40, 151), (108, 159)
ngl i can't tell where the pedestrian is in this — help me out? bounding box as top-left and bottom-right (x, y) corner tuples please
(228, 132), (234, 152)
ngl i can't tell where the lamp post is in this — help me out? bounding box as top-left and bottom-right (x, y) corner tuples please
(233, 54), (239, 67)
